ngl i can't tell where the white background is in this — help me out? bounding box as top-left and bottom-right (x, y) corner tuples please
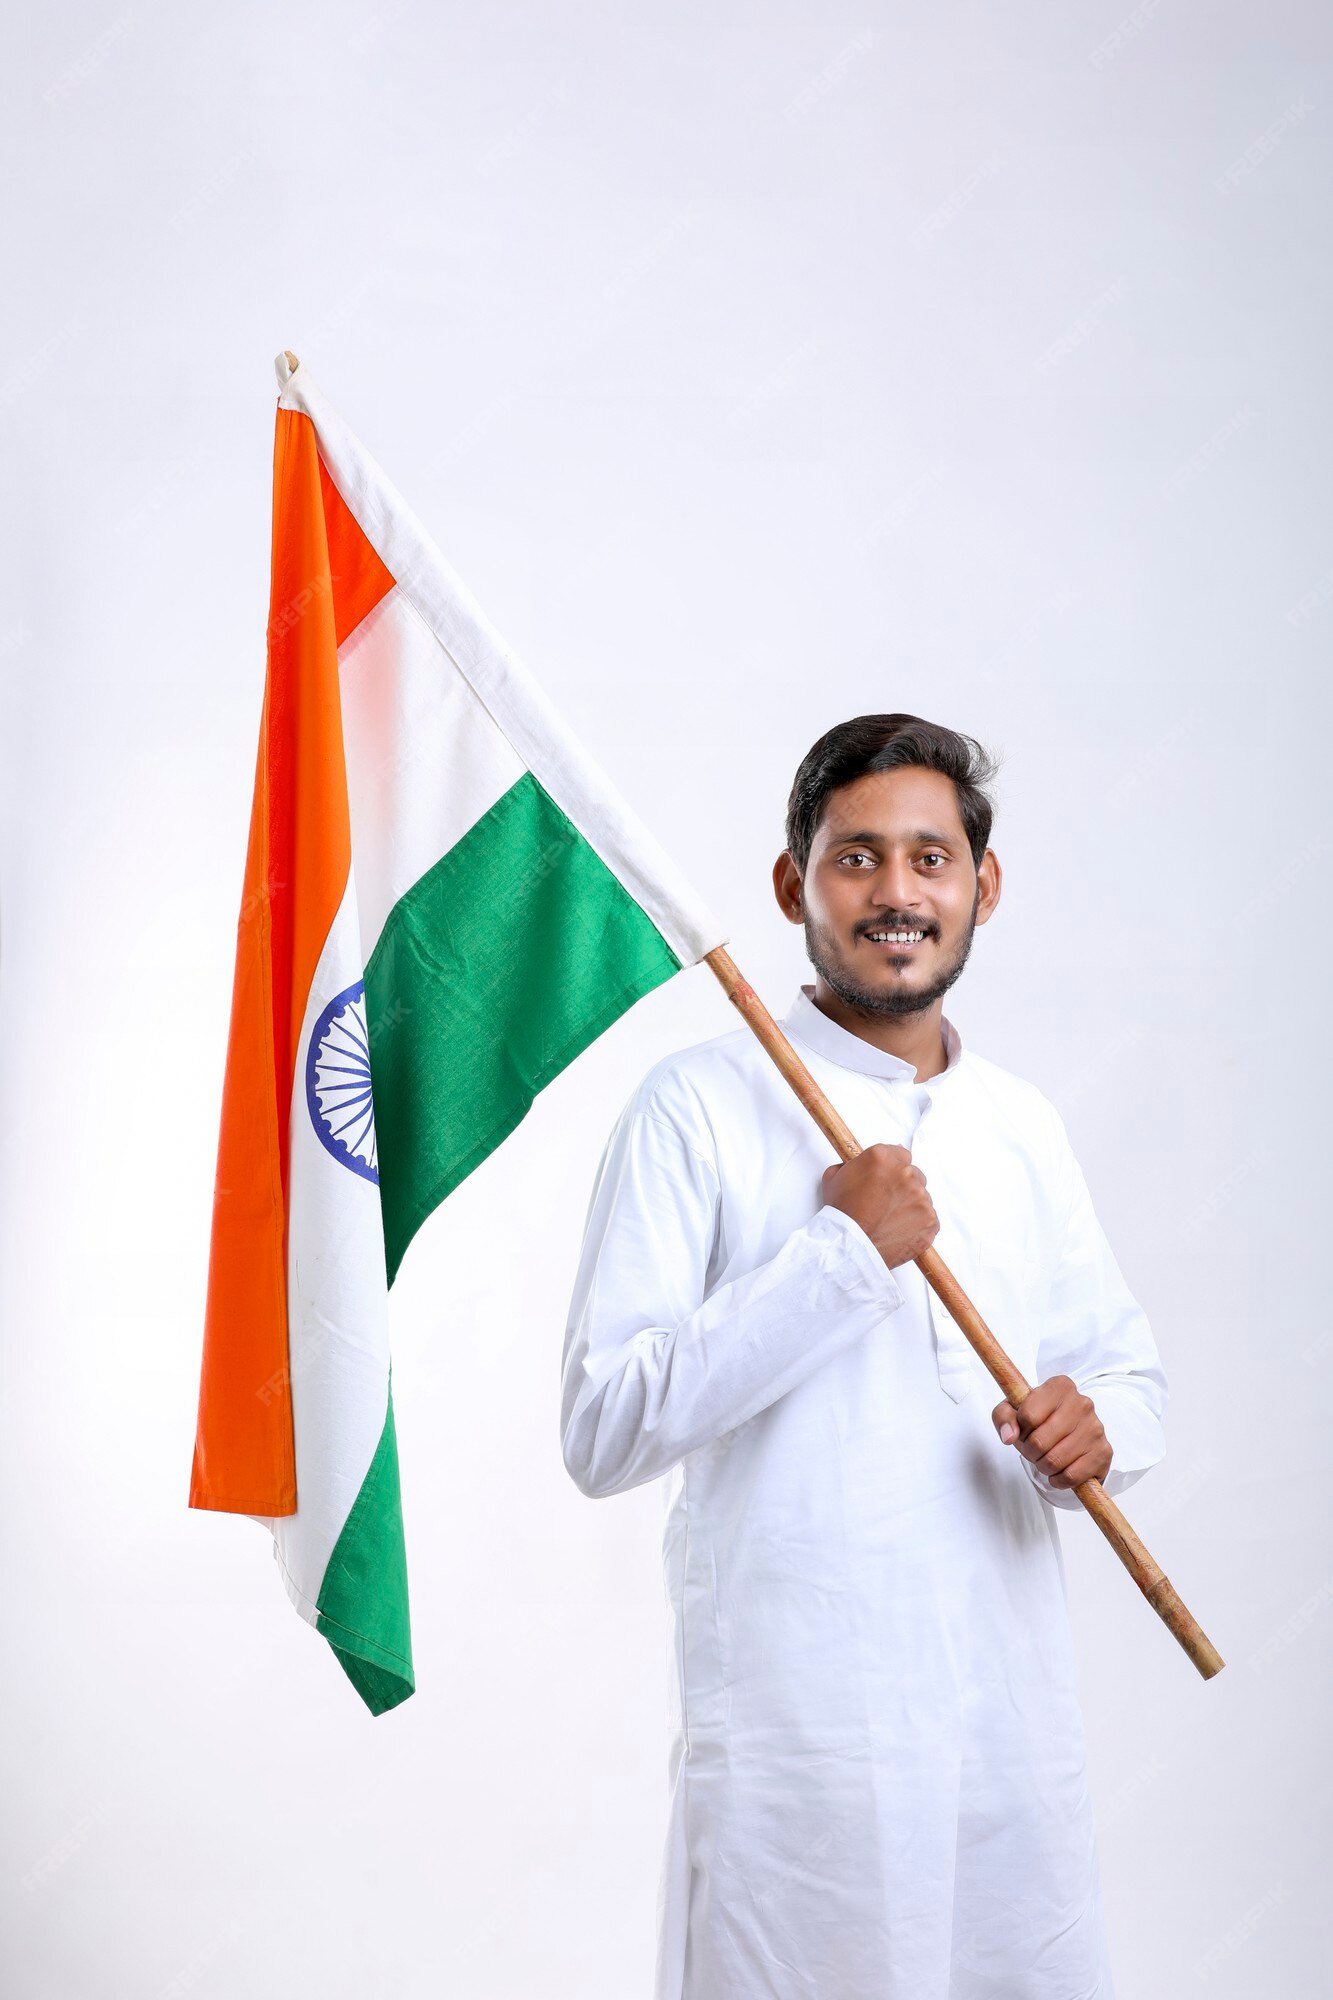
(2, 3), (1329, 1994)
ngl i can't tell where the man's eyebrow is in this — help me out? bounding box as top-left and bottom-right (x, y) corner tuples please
(827, 828), (958, 848)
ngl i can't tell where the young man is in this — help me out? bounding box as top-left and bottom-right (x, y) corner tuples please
(560, 714), (1168, 2000)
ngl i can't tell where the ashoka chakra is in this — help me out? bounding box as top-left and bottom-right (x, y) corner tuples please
(305, 979), (379, 1186)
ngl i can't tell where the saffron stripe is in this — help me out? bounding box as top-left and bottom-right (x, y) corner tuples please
(191, 409), (393, 1516)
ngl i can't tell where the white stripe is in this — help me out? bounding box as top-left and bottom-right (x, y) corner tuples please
(338, 586), (524, 962)
(264, 871), (391, 1632)
(275, 351), (728, 969)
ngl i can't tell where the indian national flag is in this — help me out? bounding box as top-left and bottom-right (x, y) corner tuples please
(190, 351), (726, 1715)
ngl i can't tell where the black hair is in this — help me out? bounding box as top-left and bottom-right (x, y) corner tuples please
(784, 714), (1000, 874)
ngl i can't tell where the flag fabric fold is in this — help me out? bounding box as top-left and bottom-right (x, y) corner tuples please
(190, 351), (727, 1715)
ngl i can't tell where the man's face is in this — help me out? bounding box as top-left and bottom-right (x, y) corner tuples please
(773, 766), (1001, 1019)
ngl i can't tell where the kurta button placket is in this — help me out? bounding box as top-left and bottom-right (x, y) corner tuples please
(884, 1065), (977, 1404)
(790, 1000), (980, 1409)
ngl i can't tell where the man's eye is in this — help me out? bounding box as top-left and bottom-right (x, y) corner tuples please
(920, 853), (946, 868)
(838, 852), (874, 866)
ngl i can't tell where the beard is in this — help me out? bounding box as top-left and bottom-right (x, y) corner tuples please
(802, 884), (980, 1021)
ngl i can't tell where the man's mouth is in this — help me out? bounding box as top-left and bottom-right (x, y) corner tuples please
(859, 927), (931, 952)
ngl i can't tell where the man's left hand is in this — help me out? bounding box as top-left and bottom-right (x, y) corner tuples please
(991, 1374), (1111, 1489)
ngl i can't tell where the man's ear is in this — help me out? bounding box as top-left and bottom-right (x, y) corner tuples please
(771, 850), (804, 924)
(974, 848), (1002, 925)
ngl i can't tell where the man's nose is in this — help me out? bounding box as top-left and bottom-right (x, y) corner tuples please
(871, 855), (923, 911)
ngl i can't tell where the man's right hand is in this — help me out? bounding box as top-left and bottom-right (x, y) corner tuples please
(821, 1143), (939, 1270)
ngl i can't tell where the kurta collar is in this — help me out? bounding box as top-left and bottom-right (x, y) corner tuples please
(779, 982), (964, 1084)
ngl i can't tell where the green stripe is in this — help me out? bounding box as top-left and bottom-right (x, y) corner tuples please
(365, 770), (682, 1286)
(316, 1370), (414, 1717)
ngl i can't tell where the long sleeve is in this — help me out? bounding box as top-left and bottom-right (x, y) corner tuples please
(560, 1080), (908, 1499)
(1021, 1113), (1169, 1513)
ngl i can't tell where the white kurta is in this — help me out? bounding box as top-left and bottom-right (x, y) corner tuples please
(561, 983), (1167, 2000)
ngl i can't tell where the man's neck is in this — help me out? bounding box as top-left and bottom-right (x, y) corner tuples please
(809, 978), (949, 1082)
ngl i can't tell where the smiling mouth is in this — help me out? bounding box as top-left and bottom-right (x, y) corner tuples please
(860, 928), (931, 951)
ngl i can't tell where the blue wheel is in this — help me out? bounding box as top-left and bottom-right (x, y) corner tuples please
(305, 979), (380, 1186)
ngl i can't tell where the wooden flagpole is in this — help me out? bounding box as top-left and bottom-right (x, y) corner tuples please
(703, 946), (1224, 1681)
